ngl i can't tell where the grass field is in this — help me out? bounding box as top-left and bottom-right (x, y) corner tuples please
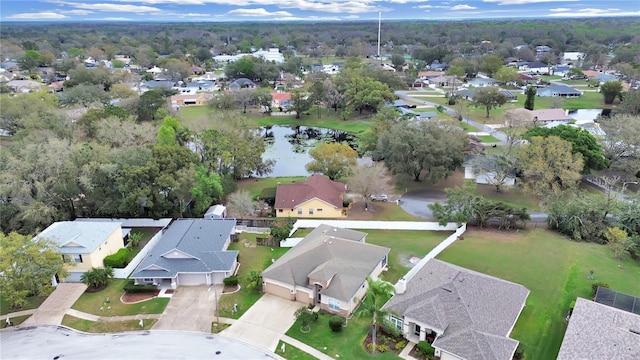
(277, 341), (317, 360)
(62, 314), (157, 332)
(218, 233), (289, 319)
(237, 176), (307, 199)
(71, 279), (169, 316)
(476, 135), (500, 143)
(1, 295), (48, 316)
(437, 228), (640, 360)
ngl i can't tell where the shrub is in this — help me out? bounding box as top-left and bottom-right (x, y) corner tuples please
(591, 281), (609, 296)
(343, 199), (352, 207)
(381, 321), (401, 338)
(416, 341), (435, 359)
(328, 316), (345, 332)
(513, 344), (525, 360)
(103, 248), (131, 268)
(376, 344), (388, 353)
(395, 341), (406, 351)
(123, 279), (158, 293)
(223, 276), (239, 286)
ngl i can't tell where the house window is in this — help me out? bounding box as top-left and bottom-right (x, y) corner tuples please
(143, 278), (154, 283)
(328, 298), (340, 311)
(279, 209), (283, 213)
(297, 208), (302, 215)
(317, 208), (322, 212)
(390, 315), (403, 331)
(72, 254), (83, 263)
(309, 208), (314, 215)
(414, 324), (421, 336)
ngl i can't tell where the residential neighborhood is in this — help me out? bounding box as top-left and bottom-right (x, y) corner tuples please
(1, 13), (640, 360)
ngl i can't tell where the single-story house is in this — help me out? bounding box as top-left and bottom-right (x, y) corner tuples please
(383, 259), (529, 360)
(35, 221), (126, 283)
(271, 91), (292, 108)
(464, 154), (516, 187)
(229, 78), (256, 90)
(562, 52), (585, 62)
(262, 224), (390, 317)
(418, 71), (444, 79)
(536, 85), (582, 97)
(131, 219), (238, 288)
(7, 79), (44, 93)
(170, 93), (212, 107)
(505, 108), (572, 125)
(467, 77), (497, 87)
(553, 65), (572, 77)
(593, 73), (617, 84)
(518, 61), (550, 74)
(557, 297), (640, 360)
(429, 75), (462, 88)
(275, 174), (346, 218)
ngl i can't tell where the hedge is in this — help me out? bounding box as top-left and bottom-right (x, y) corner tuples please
(103, 248), (132, 268)
(123, 279), (158, 293)
(223, 276), (239, 286)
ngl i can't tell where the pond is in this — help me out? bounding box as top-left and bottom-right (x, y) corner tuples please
(567, 109), (611, 122)
(259, 125), (360, 177)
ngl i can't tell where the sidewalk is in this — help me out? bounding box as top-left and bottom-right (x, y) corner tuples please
(280, 335), (335, 360)
(398, 341), (419, 360)
(65, 308), (162, 322)
(0, 309), (36, 321)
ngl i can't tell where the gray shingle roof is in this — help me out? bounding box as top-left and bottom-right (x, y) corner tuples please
(383, 259), (529, 360)
(262, 224), (390, 303)
(131, 219), (238, 278)
(35, 221), (122, 254)
(557, 297), (640, 360)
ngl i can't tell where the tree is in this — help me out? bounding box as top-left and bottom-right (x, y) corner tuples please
(599, 114), (640, 175)
(472, 87), (508, 118)
(290, 89), (311, 119)
(617, 90), (640, 116)
(270, 218), (293, 241)
(605, 227), (630, 259)
(522, 125), (609, 173)
(494, 66), (518, 84)
(547, 191), (617, 243)
(378, 120), (468, 182)
(0, 233), (67, 309)
(524, 86), (536, 111)
(470, 152), (517, 192)
(306, 142), (358, 180)
(60, 84), (112, 107)
(517, 136), (584, 202)
(190, 166), (224, 216)
(600, 80), (623, 105)
(391, 53), (405, 70)
(294, 307), (315, 332)
(253, 88), (273, 113)
(479, 54), (503, 78)
(347, 163), (391, 210)
(246, 270), (262, 291)
(137, 90), (165, 121)
(566, 67), (585, 79)
(226, 190), (254, 218)
(324, 79), (344, 112)
(19, 50), (43, 71)
(232, 88), (255, 113)
(80, 267), (114, 290)
(344, 76), (394, 114)
(209, 93), (236, 111)
(356, 277), (395, 355)
(308, 80), (326, 119)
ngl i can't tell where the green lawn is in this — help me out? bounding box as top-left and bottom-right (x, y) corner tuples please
(1, 295), (48, 315)
(62, 314), (157, 332)
(3, 314), (31, 327)
(286, 311), (400, 359)
(237, 176), (306, 199)
(71, 279), (169, 316)
(352, 200), (426, 221)
(277, 341), (317, 360)
(437, 228), (640, 360)
(476, 135), (499, 143)
(218, 233), (289, 319)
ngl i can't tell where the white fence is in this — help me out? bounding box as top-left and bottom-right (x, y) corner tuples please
(113, 230), (163, 279)
(394, 223), (467, 293)
(289, 219), (459, 237)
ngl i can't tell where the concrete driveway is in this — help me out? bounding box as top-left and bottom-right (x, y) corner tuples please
(23, 283), (87, 326)
(153, 285), (218, 332)
(221, 294), (302, 352)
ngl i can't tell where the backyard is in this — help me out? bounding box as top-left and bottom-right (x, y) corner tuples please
(70, 279), (169, 316)
(437, 228), (640, 360)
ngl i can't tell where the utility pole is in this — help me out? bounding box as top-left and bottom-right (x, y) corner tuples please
(377, 12), (381, 59)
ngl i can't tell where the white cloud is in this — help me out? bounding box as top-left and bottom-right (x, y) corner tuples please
(451, 4), (477, 10)
(115, 0), (381, 13)
(228, 8), (293, 16)
(549, 8), (571, 12)
(548, 8), (640, 17)
(54, 1), (162, 13)
(62, 9), (94, 15)
(99, 17), (135, 20)
(415, 5), (448, 9)
(484, 0), (578, 4)
(344, 14), (360, 19)
(7, 12), (68, 19)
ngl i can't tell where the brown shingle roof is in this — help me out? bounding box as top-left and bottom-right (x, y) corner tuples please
(275, 174), (345, 209)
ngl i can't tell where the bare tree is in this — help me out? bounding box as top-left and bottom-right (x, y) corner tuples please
(232, 88), (256, 113)
(226, 190), (255, 218)
(347, 163), (392, 210)
(471, 153), (517, 193)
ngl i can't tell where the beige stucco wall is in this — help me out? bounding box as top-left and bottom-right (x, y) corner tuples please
(65, 227), (124, 271)
(295, 289), (313, 304)
(276, 198), (343, 218)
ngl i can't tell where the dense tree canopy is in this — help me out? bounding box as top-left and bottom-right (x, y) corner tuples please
(472, 87), (509, 118)
(306, 142), (358, 180)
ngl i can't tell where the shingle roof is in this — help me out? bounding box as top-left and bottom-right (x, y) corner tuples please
(131, 219), (238, 278)
(383, 259), (529, 360)
(35, 221), (122, 254)
(557, 297), (640, 360)
(275, 174), (346, 210)
(262, 224), (389, 303)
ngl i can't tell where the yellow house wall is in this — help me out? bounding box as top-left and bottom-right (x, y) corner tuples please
(65, 228), (124, 271)
(276, 198), (342, 218)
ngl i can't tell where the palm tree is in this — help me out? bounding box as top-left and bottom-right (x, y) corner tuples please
(81, 267), (114, 290)
(356, 276), (395, 354)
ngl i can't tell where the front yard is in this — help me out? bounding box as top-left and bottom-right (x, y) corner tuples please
(61, 314), (157, 332)
(71, 279), (169, 316)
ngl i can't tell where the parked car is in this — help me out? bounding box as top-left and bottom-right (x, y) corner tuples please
(370, 194), (388, 202)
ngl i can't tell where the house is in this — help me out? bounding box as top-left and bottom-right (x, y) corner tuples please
(204, 204), (227, 220)
(274, 174), (347, 218)
(262, 224), (390, 317)
(505, 108), (572, 126)
(557, 297), (640, 360)
(553, 65), (572, 77)
(271, 91), (292, 108)
(428, 75), (462, 88)
(464, 154), (516, 187)
(34, 221), (126, 282)
(130, 219), (238, 288)
(252, 48), (285, 64)
(536, 85), (582, 98)
(229, 78), (256, 90)
(6, 79), (43, 93)
(170, 93), (212, 107)
(383, 259), (529, 360)
(593, 73), (617, 84)
(562, 52), (585, 63)
(467, 77), (496, 87)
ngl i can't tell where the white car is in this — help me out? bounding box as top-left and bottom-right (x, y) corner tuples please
(370, 194), (388, 202)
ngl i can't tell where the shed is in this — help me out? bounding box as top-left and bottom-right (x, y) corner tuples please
(204, 205), (227, 220)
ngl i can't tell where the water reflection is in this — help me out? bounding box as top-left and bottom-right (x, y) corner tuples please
(258, 125), (358, 177)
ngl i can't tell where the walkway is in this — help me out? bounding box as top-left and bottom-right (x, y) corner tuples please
(280, 335), (335, 360)
(0, 309), (36, 322)
(65, 308), (161, 322)
(22, 283), (87, 326)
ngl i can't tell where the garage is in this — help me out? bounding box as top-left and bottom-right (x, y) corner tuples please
(263, 281), (295, 301)
(177, 273), (207, 286)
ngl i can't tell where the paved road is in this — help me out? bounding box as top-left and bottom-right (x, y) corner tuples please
(0, 325), (283, 360)
(22, 283), (87, 326)
(153, 285), (218, 332)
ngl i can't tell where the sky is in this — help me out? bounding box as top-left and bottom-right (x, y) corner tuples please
(1, 0), (639, 22)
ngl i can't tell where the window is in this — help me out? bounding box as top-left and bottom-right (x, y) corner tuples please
(414, 324), (421, 336)
(297, 208), (302, 215)
(328, 298), (340, 311)
(72, 254), (83, 263)
(317, 208), (322, 212)
(279, 209), (283, 213)
(143, 278), (154, 283)
(390, 316), (403, 331)
(309, 208), (314, 215)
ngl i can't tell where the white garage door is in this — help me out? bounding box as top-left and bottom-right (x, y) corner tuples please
(178, 273), (207, 286)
